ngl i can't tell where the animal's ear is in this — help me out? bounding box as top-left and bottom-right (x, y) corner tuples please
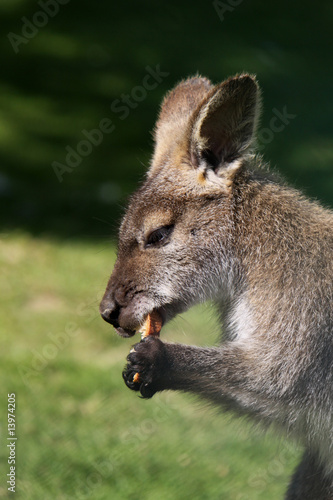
(150, 76), (212, 170)
(189, 74), (261, 177)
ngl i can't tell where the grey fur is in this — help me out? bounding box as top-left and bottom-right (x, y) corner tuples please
(100, 74), (333, 498)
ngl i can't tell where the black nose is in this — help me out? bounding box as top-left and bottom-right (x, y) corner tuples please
(99, 299), (121, 327)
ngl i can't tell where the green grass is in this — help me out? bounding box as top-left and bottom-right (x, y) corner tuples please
(0, 232), (300, 499)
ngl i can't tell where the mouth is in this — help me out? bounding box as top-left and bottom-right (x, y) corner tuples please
(115, 307), (166, 339)
(114, 326), (137, 338)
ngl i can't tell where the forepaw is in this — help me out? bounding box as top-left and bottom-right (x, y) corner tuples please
(122, 336), (168, 398)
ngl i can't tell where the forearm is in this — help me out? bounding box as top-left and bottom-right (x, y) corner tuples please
(125, 337), (250, 404)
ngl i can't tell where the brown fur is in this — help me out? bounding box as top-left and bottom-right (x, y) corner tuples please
(100, 74), (333, 498)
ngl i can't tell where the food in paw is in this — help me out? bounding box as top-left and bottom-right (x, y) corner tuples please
(133, 311), (163, 383)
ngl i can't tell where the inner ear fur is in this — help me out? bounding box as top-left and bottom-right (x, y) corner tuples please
(189, 74), (261, 170)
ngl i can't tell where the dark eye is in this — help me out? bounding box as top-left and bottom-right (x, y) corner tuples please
(146, 225), (174, 248)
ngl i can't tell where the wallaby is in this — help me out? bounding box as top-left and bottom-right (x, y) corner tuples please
(100, 74), (333, 499)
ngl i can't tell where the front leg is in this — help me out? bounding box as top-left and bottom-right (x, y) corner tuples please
(123, 336), (250, 406)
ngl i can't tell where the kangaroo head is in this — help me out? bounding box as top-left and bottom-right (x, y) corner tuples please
(100, 74), (261, 337)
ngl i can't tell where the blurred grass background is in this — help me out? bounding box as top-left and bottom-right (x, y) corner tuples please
(0, 0), (332, 498)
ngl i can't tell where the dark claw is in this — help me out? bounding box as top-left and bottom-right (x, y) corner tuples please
(122, 367), (141, 391)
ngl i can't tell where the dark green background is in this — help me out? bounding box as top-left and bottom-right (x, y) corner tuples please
(1, 0), (333, 239)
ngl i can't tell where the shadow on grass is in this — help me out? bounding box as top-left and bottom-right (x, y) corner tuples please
(0, 0), (332, 239)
